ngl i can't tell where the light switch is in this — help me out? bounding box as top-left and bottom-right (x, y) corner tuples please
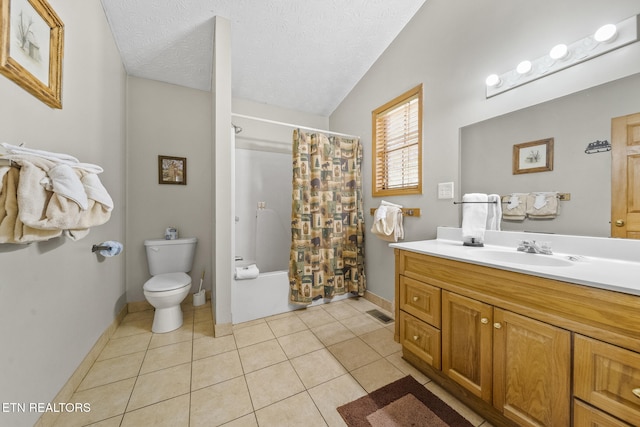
(438, 182), (454, 199)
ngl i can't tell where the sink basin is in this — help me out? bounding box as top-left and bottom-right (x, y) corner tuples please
(475, 250), (574, 267)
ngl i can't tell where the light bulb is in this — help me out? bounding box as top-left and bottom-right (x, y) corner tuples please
(516, 60), (532, 74)
(549, 44), (569, 60)
(594, 24), (617, 42)
(485, 74), (501, 87)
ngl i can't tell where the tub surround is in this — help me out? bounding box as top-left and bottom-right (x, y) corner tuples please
(391, 227), (640, 296)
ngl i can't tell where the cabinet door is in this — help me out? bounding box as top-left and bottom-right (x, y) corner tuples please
(442, 291), (493, 402)
(574, 334), (640, 425)
(493, 309), (571, 427)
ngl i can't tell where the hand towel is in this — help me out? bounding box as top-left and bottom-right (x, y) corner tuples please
(235, 264), (260, 280)
(1, 142), (79, 163)
(461, 193), (488, 246)
(502, 193), (527, 221)
(526, 192), (559, 218)
(371, 200), (404, 242)
(48, 164), (89, 210)
(486, 194), (502, 231)
(82, 173), (114, 210)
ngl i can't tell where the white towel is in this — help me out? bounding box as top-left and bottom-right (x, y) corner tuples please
(371, 200), (404, 242)
(486, 194), (502, 231)
(47, 164), (89, 210)
(235, 264), (260, 280)
(82, 173), (114, 210)
(461, 193), (488, 245)
(1, 142), (79, 163)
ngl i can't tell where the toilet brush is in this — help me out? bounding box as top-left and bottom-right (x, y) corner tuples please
(198, 270), (204, 294)
(193, 270), (205, 306)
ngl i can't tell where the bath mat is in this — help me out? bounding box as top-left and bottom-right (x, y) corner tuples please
(337, 375), (474, 427)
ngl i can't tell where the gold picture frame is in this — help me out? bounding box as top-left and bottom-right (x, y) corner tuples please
(513, 138), (554, 175)
(0, 0), (64, 108)
(158, 155), (187, 185)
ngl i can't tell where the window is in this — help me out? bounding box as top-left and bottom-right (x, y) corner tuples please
(372, 84), (422, 197)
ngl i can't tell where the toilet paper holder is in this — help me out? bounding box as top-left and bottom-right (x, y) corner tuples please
(91, 244), (111, 252)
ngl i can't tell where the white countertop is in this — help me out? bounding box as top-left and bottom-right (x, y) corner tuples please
(390, 228), (640, 297)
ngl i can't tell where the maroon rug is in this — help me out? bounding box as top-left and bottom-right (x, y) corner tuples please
(337, 375), (474, 427)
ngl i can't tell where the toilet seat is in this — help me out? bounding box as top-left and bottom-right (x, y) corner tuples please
(144, 272), (191, 292)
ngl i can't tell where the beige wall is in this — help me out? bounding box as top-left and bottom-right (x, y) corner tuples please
(330, 0), (640, 302)
(0, 1), (126, 426)
(126, 77), (213, 303)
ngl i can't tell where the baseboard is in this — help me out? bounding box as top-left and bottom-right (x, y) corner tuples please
(34, 304), (128, 427)
(363, 290), (393, 315)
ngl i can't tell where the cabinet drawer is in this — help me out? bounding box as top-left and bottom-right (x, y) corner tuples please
(574, 399), (633, 427)
(574, 335), (640, 425)
(399, 275), (441, 327)
(399, 311), (441, 369)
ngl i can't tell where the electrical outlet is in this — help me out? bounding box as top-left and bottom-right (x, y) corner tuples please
(438, 182), (454, 199)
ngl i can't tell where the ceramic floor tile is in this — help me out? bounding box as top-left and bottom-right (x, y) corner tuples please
(121, 393), (190, 427)
(192, 350), (243, 390)
(359, 326), (402, 357)
(54, 378), (136, 427)
(278, 329), (325, 358)
(194, 305), (213, 323)
(148, 322), (193, 349)
(297, 308), (338, 329)
(233, 322), (275, 348)
(190, 376), (253, 427)
(140, 341), (192, 374)
(97, 333), (151, 361)
(322, 300), (362, 320)
(328, 337), (381, 371)
(192, 335), (236, 360)
(344, 297), (379, 313)
(385, 351), (431, 384)
(193, 319), (214, 339)
(244, 361), (305, 410)
(232, 318), (266, 331)
(311, 321), (356, 347)
(349, 357), (406, 393)
(221, 413), (258, 426)
(85, 415), (124, 426)
(308, 374), (367, 427)
(266, 314), (309, 337)
(112, 317), (154, 339)
(121, 309), (154, 324)
(425, 380), (486, 426)
(78, 351), (145, 391)
(341, 313), (384, 336)
(127, 363), (191, 411)
(291, 348), (347, 389)
(254, 391), (328, 427)
(238, 339), (287, 373)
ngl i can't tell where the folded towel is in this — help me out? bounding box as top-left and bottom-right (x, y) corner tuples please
(82, 173), (114, 210)
(235, 264), (260, 280)
(502, 193), (527, 221)
(486, 194), (502, 231)
(526, 192), (559, 218)
(48, 164), (89, 210)
(98, 240), (123, 257)
(461, 193), (488, 246)
(371, 200), (404, 242)
(1, 142), (79, 163)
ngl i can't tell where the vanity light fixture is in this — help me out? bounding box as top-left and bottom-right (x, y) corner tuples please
(549, 43), (569, 60)
(485, 14), (639, 98)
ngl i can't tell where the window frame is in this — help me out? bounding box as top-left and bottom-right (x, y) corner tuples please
(371, 84), (423, 197)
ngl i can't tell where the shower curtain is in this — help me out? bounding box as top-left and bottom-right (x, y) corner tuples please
(289, 129), (366, 304)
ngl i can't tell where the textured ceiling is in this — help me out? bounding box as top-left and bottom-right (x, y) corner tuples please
(100, 0), (426, 116)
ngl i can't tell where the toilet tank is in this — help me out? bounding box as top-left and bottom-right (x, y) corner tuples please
(144, 237), (197, 276)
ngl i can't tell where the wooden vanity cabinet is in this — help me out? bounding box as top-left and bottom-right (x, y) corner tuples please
(395, 248), (640, 427)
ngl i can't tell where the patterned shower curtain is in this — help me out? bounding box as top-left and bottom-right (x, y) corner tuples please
(289, 129), (366, 304)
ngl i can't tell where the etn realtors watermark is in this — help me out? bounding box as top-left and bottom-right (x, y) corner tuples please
(3, 402), (91, 413)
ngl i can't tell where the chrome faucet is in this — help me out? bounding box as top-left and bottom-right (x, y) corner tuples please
(517, 240), (553, 255)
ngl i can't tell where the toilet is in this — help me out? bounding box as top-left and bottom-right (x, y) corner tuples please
(143, 237), (197, 333)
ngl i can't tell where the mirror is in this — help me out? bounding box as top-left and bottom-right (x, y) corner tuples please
(460, 72), (640, 238)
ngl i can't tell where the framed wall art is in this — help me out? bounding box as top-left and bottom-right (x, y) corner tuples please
(158, 155), (187, 185)
(0, 0), (64, 108)
(513, 138), (554, 175)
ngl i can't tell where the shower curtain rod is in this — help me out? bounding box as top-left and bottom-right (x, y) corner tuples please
(231, 113), (360, 139)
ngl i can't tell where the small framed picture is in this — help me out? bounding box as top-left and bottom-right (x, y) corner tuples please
(513, 138), (554, 175)
(158, 155), (187, 185)
(0, 0), (64, 108)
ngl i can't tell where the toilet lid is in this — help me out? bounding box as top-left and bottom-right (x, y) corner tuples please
(144, 272), (191, 292)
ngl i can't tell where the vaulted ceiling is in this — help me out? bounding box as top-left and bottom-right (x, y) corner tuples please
(100, 0), (426, 116)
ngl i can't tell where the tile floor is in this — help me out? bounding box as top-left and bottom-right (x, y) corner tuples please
(53, 297), (492, 427)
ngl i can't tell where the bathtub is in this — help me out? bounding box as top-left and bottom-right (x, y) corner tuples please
(231, 260), (354, 324)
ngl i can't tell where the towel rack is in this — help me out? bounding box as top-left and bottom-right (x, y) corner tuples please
(453, 200), (498, 205)
(369, 207), (421, 217)
(500, 193), (571, 202)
